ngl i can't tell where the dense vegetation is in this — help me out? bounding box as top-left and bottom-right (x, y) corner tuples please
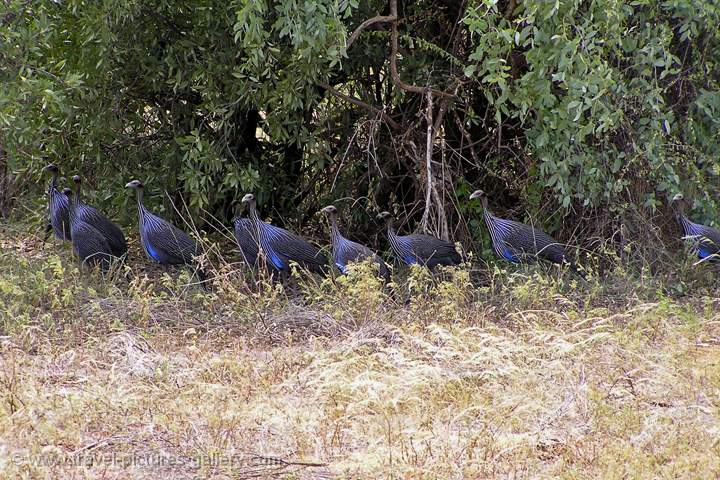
(2, 0), (719, 258)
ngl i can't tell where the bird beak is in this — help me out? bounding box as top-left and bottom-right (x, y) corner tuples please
(469, 190), (483, 200)
(241, 194), (254, 204)
(125, 181), (134, 188)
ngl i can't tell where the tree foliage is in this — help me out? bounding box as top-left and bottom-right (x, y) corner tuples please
(1, 0), (719, 253)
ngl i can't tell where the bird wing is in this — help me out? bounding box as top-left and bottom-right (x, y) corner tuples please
(685, 220), (720, 258)
(404, 233), (461, 265)
(262, 223), (327, 270)
(234, 218), (260, 265)
(489, 215), (566, 264)
(144, 212), (199, 264)
(71, 221), (113, 268)
(77, 203), (127, 255)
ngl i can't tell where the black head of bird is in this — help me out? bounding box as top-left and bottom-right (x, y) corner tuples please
(71, 175), (83, 195)
(376, 211), (394, 227)
(469, 189), (489, 209)
(43, 163), (59, 175)
(62, 187), (72, 198)
(671, 193), (687, 213)
(125, 179), (144, 190)
(241, 193), (256, 210)
(320, 205), (338, 217)
(125, 180), (145, 202)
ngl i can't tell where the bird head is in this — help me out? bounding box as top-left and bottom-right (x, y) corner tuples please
(125, 179), (144, 190)
(671, 192), (687, 212)
(469, 189), (486, 200)
(376, 211), (393, 223)
(43, 164), (59, 174)
(241, 193), (256, 208)
(62, 187), (72, 197)
(72, 175), (82, 185)
(320, 205), (338, 216)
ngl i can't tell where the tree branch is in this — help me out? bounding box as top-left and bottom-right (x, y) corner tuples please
(388, 0), (454, 99)
(319, 82), (401, 130)
(346, 14), (397, 50)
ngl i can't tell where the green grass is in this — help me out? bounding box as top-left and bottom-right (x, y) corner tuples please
(1, 221), (720, 479)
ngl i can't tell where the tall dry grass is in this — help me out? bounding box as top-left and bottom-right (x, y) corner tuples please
(1, 219), (719, 479)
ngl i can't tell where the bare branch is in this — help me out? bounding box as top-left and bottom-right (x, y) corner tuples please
(388, 0), (454, 99)
(346, 14), (397, 50)
(319, 82), (401, 130)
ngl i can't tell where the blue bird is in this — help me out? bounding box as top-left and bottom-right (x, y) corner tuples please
(376, 211), (462, 268)
(43, 164), (71, 241)
(233, 205), (260, 267)
(320, 204), (390, 281)
(469, 189), (577, 268)
(64, 188), (114, 270)
(671, 193), (720, 263)
(126, 180), (206, 284)
(72, 175), (127, 258)
(240, 193), (327, 274)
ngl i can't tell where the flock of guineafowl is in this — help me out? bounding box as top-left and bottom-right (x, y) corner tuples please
(43, 163), (720, 288)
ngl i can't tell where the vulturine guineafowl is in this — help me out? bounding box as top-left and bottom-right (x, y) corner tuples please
(241, 193), (327, 275)
(671, 193), (720, 263)
(469, 190), (583, 276)
(321, 205), (390, 282)
(126, 180), (206, 286)
(72, 175), (127, 258)
(43, 164), (71, 241)
(376, 211), (461, 268)
(233, 204), (260, 268)
(64, 188), (113, 270)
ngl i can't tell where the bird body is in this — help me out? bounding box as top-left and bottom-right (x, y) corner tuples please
(233, 215), (260, 267)
(241, 193), (327, 274)
(126, 181), (200, 266)
(377, 212), (461, 268)
(72, 176), (127, 258)
(672, 194), (720, 262)
(65, 188), (113, 270)
(321, 205), (390, 281)
(44, 164), (71, 241)
(470, 190), (569, 265)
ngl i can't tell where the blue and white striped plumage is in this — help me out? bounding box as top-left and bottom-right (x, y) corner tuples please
(47, 172), (71, 241)
(378, 212), (461, 268)
(242, 194), (327, 274)
(482, 210), (567, 264)
(470, 190), (568, 265)
(126, 180), (206, 287)
(73, 177), (127, 257)
(234, 216), (260, 267)
(136, 202), (199, 265)
(677, 212), (720, 262)
(323, 206), (390, 281)
(65, 189), (113, 270)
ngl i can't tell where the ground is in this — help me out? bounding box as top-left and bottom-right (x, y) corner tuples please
(1, 224), (720, 479)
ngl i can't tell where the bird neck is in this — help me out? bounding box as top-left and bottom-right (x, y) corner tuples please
(479, 196), (491, 214)
(247, 203), (260, 223)
(135, 189), (147, 226)
(49, 172), (58, 190)
(135, 188), (145, 206)
(386, 220), (397, 238)
(74, 182), (82, 202)
(67, 195), (77, 221)
(329, 215), (341, 241)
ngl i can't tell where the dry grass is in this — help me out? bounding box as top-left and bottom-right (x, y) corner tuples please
(1, 225), (720, 479)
